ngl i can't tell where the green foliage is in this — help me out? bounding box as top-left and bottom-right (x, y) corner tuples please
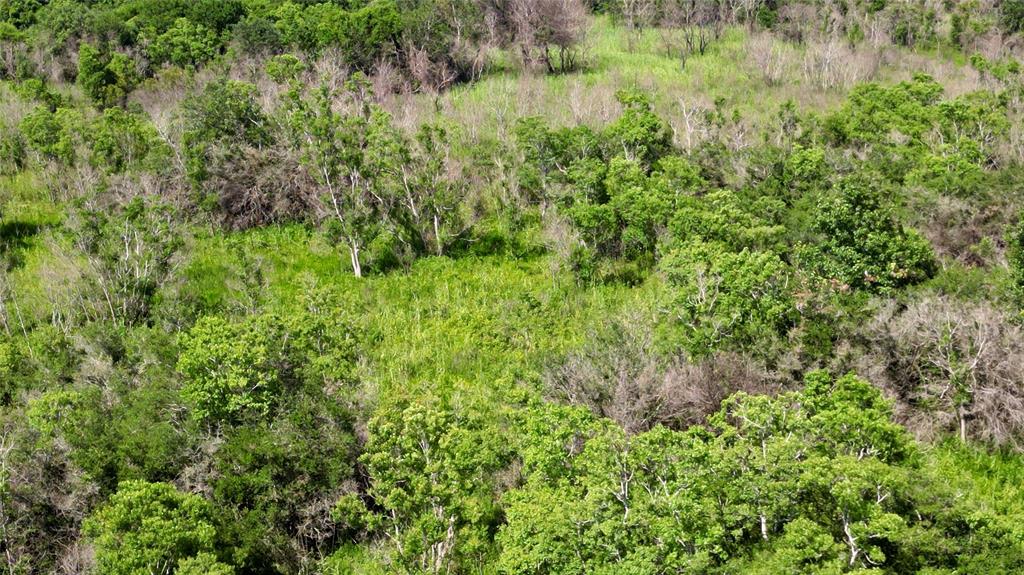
(0, 0), (41, 28)
(1008, 212), (1024, 299)
(88, 107), (166, 173)
(146, 17), (220, 68)
(497, 371), (1021, 574)
(1002, 0), (1024, 33)
(77, 43), (140, 107)
(69, 197), (183, 326)
(18, 105), (82, 163)
(605, 89), (672, 167)
(660, 240), (796, 356)
(807, 173), (936, 292)
(83, 480), (219, 575)
(181, 79), (270, 184)
(361, 401), (508, 572)
(177, 315), (280, 423)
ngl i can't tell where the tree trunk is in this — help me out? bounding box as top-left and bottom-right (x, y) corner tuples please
(433, 213), (443, 256)
(350, 243), (362, 278)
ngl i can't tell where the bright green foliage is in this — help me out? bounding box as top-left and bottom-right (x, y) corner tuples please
(270, 0), (400, 63)
(147, 17), (220, 68)
(604, 89), (672, 167)
(83, 480), (218, 575)
(826, 74), (944, 148)
(497, 372), (1014, 574)
(807, 173), (936, 292)
(361, 401), (508, 573)
(77, 43), (139, 107)
(177, 315), (280, 423)
(825, 76), (1006, 189)
(668, 189), (785, 252)
(660, 240), (795, 356)
(175, 553), (235, 575)
(284, 75), (405, 275)
(18, 105), (82, 163)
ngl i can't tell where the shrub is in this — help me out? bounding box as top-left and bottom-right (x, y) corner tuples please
(660, 240), (796, 357)
(807, 173), (936, 292)
(83, 480), (220, 575)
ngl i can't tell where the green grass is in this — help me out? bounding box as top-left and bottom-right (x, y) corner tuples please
(183, 224), (638, 403)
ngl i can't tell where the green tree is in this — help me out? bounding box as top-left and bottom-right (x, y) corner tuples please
(83, 480), (220, 575)
(147, 17), (220, 68)
(68, 197), (182, 326)
(176, 315), (280, 424)
(361, 401), (507, 573)
(807, 173), (936, 292)
(181, 79), (270, 185)
(285, 75), (399, 276)
(660, 240), (796, 357)
(88, 107), (165, 173)
(77, 43), (139, 108)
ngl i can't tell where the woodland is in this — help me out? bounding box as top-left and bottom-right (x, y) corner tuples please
(2, 0), (1024, 573)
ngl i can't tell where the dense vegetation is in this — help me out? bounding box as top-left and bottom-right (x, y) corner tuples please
(2, 0), (1024, 573)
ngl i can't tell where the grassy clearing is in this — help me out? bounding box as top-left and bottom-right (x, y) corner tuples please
(184, 224), (639, 403)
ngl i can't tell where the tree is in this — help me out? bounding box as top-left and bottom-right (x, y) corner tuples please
(69, 196), (182, 326)
(77, 43), (139, 108)
(510, 0), (588, 73)
(83, 480), (221, 575)
(285, 75), (399, 276)
(146, 17), (220, 69)
(88, 107), (165, 173)
(176, 315), (280, 424)
(1004, 0), (1024, 33)
(392, 124), (467, 256)
(181, 79), (271, 185)
(660, 240), (796, 357)
(863, 296), (1024, 447)
(807, 173), (936, 292)
(360, 402), (507, 573)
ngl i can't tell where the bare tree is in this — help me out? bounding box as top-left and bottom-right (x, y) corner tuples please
(511, 0), (589, 73)
(856, 296), (1024, 448)
(545, 313), (778, 433)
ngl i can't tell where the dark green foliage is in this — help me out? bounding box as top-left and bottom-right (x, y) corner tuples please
(2, 5), (1024, 575)
(1003, 0), (1024, 33)
(88, 107), (166, 173)
(807, 173), (936, 292)
(182, 79), (271, 184)
(77, 43), (139, 107)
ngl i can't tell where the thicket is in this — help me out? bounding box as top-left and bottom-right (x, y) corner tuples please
(1, 0), (1024, 574)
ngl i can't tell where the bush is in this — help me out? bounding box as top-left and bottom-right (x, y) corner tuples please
(83, 480), (221, 575)
(146, 17), (220, 68)
(807, 173), (936, 292)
